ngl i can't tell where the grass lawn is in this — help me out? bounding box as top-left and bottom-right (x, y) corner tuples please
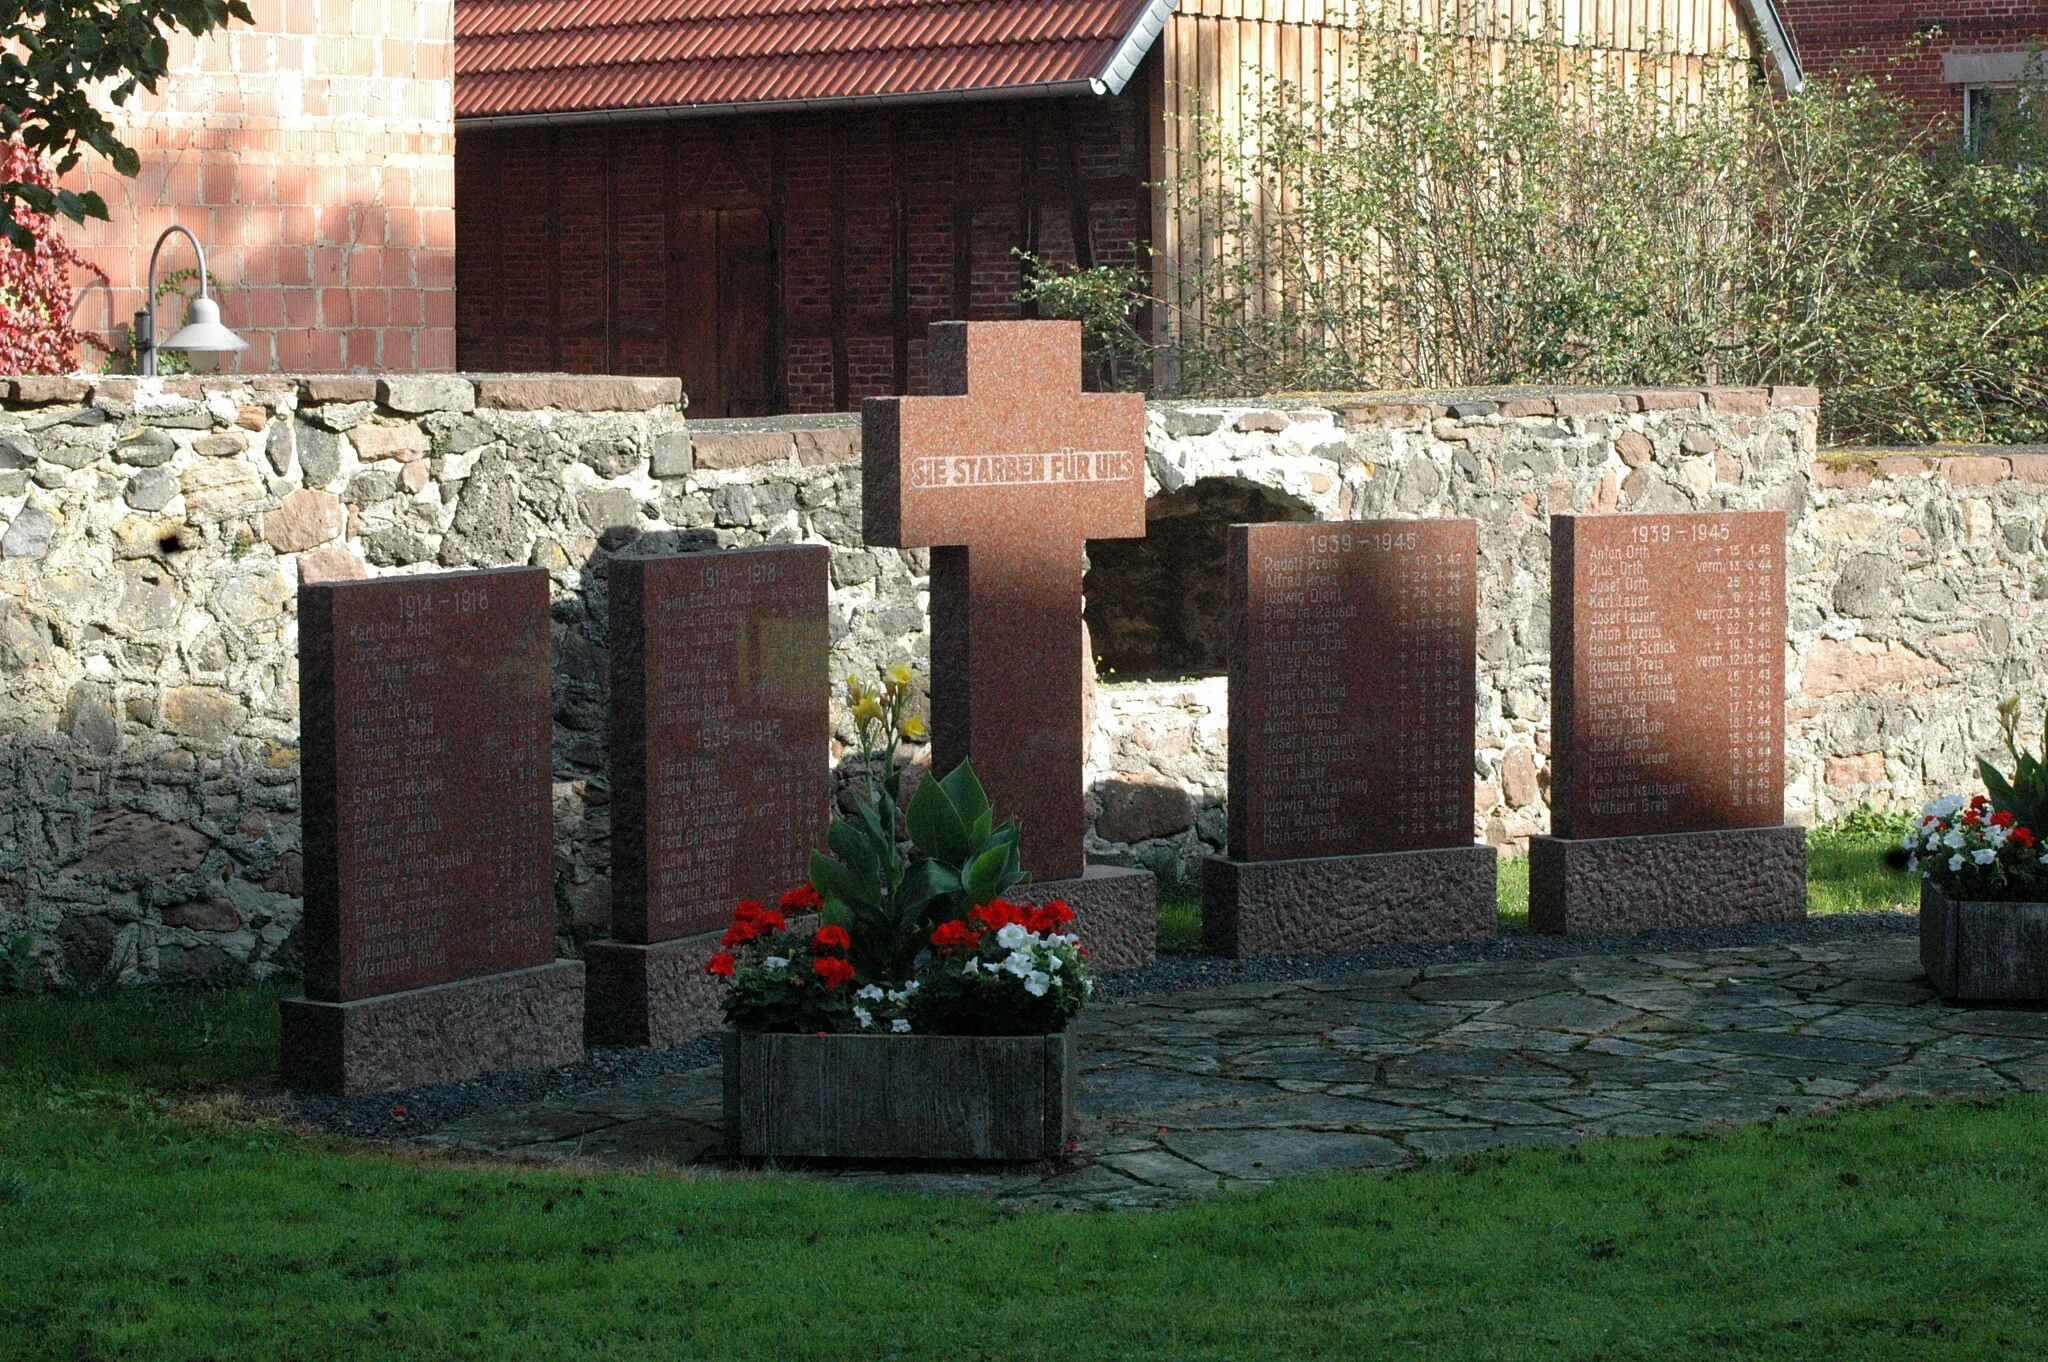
(3, 985), (2046, 1359)
(1162, 811), (1917, 946)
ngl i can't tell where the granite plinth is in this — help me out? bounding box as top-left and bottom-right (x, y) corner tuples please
(280, 959), (584, 1095)
(1008, 864), (1156, 970)
(583, 933), (726, 1048)
(1529, 827), (1807, 935)
(1201, 846), (1498, 956)
(864, 321), (1145, 880)
(1920, 882), (2048, 1002)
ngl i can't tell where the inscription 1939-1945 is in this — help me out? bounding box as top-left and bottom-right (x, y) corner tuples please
(610, 546), (829, 943)
(1228, 520), (1478, 862)
(1551, 511), (1786, 839)
(299, 566), (556, 1003)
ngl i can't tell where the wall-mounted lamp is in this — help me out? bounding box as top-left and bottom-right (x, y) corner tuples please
(134, 225), (248, 376)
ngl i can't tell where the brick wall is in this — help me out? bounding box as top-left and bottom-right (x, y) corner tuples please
(1779, 0), (2045, 128)
(55, 0), (456, 373)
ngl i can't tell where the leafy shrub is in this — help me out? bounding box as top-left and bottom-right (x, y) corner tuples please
(0, 140), (107, 373)
(1160, 28), (2048, 444)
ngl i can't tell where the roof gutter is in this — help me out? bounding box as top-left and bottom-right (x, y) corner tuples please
(1739, 0), (1805, 94)
(456, 0), (1180, 131)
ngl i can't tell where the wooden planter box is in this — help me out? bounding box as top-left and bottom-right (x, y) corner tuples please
(722, 1030), (1075, 1161)
(1922, 881), (2048, 1002)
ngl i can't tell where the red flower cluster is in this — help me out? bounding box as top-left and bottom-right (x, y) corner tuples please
(930, 919), (981, 950)
(813, 957), (856, 988)
(970, 898), (1076, 935)
(812, 925), (851, 952)
(781, 883), (825, 912)
(721, 900), (788, 947)
(705, 951), (737, 977)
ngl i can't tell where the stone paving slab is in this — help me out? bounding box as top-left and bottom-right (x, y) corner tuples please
(419, 934), (2048, 1210)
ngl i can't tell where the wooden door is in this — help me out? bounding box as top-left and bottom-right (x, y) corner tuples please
(674, 208), (776, 417)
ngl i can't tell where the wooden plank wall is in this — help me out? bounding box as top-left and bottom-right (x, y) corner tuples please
(1150, 0), (1766, 369)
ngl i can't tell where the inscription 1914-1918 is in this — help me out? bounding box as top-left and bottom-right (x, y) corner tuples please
(1228, 519), (1478, 862)
(609, 546), (830, 943)
(1551, 511), (1786, 840)
(299, 566), (556, 1003)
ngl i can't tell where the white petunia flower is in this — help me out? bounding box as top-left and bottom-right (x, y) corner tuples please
(855, 984), (885, 1001)
(995, 923), (1031, 950)
(962, 958), (983, 976)
(763, 956), (790, 971)
(1002, 951), (1034, 978)
(853, 1006), (874, 1028)
(891, 1018), (911, 1033)
(1024, 970), (1052, 997)
(1973, 848), (1999, 865)
(1943, 830), (1967, 850)
(1926, 794), (1966, 820)
(1083, 977), (1094, 996)
(1950, 853), (1966, 872)
(1989, 824), (2011, 848)
(1925, 833), (1943, 852)
(1907, 854), (1918, 872)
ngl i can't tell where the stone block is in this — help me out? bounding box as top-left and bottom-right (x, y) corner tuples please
(263, 489), (347, 553)
(650, 428), (692, 477)
(793, 426), (859, 466)
(1202, 846), (1497, 956)
(1008, 865), (1155, 971)
(1497, 397), (1556, 417)
(1940, 456), (2010, 486)
(298, 376), (380, 404)
(179, 461), (263, 517)
(1825, 752), (1885, 787)
(1616, 431), (1653, 467)
(1, 505), (57, 559)
(377, 376), (475, 414)
(1342, 403), (1432, 428)
(1770, 385), (1822, 408)
(1810, 461), (1873, 490)
(1631, 389), (1704, 411)
(1800, 638), (1943, 698)
(14, 377), (90, 404)
(1528, 826), (1807, 935)
(76, 810), (210, 874)
(1875, 456), (1929, 478)
(2007, 455), (2048, 484)
(1235, 409), (1291, 433)
(1706, 387), (1770, 415)
(349, 423), (432, 463)
(1093, 774), (1195, 844)
(583, 932), (727, 1048)
(692, 431), (792, 469)
(1553, 393), (1624, 417)
(279, 959), (585, 1095)
(471, 375), (683, 411)
(297, 545), (367, 583)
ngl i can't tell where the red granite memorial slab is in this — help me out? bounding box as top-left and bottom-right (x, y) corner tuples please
(1533, 511), (1805, 933)
(864, 320), (1155, 967)
(281, 566), (581, 1093)
(1203, 520), (1494, 955)
(588, 545), (831, 1046)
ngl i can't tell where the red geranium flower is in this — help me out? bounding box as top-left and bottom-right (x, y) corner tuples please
(812, 925), (851, 952)
(1992, 810), (2017, 828)
(973, 900), (1026, 932)
(1025, 900), (1076, 934)
(813, 956), (856, 988)
(782, 883), (824, 912)
(931, 920), (980, 950)
(2013, 827), (2036, 848)
(706, 952), (737, 978)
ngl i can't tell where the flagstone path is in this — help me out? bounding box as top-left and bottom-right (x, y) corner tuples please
(417, 932), (2048, 1209)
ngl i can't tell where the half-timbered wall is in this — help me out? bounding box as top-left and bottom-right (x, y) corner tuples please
(456, 89), (1149, 415)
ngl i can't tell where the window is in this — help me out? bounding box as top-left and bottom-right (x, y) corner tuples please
(1964, 83), (2041, 158)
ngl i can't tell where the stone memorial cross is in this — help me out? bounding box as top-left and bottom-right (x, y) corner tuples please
(864, 321), (1145, 879)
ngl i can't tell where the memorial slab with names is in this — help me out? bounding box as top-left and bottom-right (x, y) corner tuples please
(1532, 511), (1806, 932)
(1204, 519), (1495, 955)
(864, 320), (1156, 968)
(586, 544), (831, 1047)
(280, 565), (583, 1095)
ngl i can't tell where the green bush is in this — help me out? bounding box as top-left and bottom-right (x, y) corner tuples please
(1160, 29), (2048, 445)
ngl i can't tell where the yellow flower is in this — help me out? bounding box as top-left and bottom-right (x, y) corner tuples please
(901, 714), (928, 741)
(885, 662), (914, 689)
(853, 696), (883, 725)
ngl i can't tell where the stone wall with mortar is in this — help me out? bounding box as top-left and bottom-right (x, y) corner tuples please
(1, 374), (2032, 985)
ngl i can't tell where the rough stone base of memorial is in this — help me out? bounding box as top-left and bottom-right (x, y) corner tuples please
(584, 931), (728, 1048)
(1010, 865), (1156, 970)
(1201, 847), (1498, 957)
(1529, 827), (1808, 935)
(280, 960), (586, 1096)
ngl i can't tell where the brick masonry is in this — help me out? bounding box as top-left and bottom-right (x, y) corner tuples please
(1778, 0), (2045, 129)
(55, 0), (455, 373)
(0, 375), (2034, 985)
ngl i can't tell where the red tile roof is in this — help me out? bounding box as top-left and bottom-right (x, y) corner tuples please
(456, 0), (1171, 124)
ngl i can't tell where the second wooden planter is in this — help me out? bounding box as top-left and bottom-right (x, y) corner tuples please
(1922, 881), (2048, 1002)
(723, 1030), (1075, 1161)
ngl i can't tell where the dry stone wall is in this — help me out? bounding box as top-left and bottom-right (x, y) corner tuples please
(0, 373), (2034, 985)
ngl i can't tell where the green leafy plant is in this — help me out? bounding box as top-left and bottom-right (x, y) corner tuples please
(1015, 250), (1154, 390)
(807, 666), (1025, 979)
(0, 933), (45, 996)
(1980, 695), (2048, 832)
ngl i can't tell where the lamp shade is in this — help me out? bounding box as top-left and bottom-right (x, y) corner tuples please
(162, 296), (248, 355)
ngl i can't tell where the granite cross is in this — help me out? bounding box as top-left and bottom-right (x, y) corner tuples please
(863, 321), (1145, 879)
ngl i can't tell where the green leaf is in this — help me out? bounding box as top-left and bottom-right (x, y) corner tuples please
(825, 818), (879, 883)
(938, 761), (994, 844)
(904, 771), (974, 866)
(961, 841), (1014, 904)
(808, 850), (877, 915)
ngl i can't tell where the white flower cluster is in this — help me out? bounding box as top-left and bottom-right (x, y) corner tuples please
(852, 980), (918, 1032)
(960, 921), (1091, 998)
(1906, 793), (2047, 876)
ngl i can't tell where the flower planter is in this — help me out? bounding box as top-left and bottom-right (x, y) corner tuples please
(723, 1030), (1075, 1161)
(1921, 881), (2048, 1002)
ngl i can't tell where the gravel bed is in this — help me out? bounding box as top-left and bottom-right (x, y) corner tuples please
(288, 911), (1917, 1141)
